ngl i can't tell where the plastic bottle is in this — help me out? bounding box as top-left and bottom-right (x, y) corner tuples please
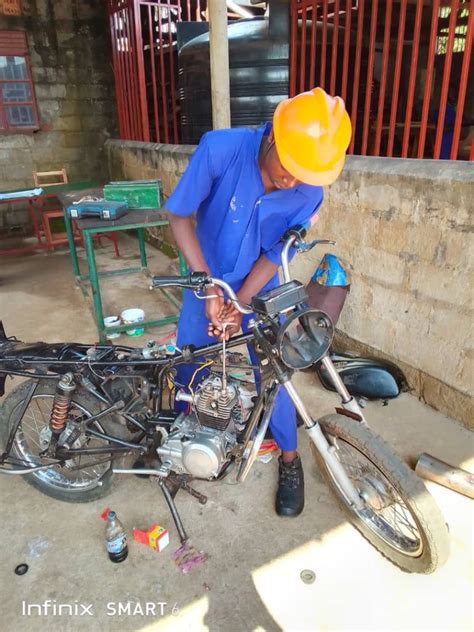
(105, 510), (128, 563)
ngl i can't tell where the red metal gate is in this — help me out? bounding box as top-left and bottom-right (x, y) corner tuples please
(108, 0), (207, 143)
(290, 0), (473, 160)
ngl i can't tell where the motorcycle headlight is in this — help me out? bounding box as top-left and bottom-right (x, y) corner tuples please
(276, 308), (334, 370)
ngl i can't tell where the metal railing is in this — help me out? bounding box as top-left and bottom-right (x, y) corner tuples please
(290, 0), (473, 160)
(108, 0), (472, 160)
(108, 0), (200, 143)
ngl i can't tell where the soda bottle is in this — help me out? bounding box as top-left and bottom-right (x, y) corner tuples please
(105, 510), (128, 563)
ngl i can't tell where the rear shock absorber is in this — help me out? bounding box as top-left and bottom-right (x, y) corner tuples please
(43, 373), (76, 457)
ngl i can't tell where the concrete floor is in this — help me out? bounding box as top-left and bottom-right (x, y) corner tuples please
(0, 235), (472, 632)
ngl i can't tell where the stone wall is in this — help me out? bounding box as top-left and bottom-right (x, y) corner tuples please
(105, 139), (473, 428)
(0, 0), (115, 228)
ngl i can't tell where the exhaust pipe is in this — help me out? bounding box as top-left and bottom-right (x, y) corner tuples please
(415, 453), (474, 499)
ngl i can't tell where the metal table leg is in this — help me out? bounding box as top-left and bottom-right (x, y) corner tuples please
(64, 208), (81, 279)
(27, 200), (44, 247)
(137, 227), (147, 269)
(84, 231), (106, 343)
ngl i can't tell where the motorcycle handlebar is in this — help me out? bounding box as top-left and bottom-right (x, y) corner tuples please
(150, 227), (335, 314)
(150, 273), (253, 315)
(150, 271), (211, 290)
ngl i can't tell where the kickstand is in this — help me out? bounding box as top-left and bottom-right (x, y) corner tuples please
(158, 479), (188, 545)
(166, 472), (208, 505)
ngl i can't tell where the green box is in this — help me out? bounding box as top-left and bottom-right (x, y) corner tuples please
(104, 180), (161, 209)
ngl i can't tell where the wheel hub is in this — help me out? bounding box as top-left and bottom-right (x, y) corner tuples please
(359, 475), (393, 511)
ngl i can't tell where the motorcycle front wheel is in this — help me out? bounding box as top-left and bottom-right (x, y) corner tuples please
(0, 379), (115, 502)
(311, 414), (449, 574)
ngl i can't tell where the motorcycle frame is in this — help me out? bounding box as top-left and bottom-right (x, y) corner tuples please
(0, 225), (366, 507)
(0, 329), (276, 470)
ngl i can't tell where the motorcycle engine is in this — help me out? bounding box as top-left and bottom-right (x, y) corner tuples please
(157, 374), (253, 479)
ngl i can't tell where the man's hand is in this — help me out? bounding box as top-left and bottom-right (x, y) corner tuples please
(205, 285), (225, 330)
(207, 299), (242, 341)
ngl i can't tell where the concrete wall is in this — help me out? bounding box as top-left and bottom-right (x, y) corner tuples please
(105, 139), (473, 428)
(0, 0), (115, 227)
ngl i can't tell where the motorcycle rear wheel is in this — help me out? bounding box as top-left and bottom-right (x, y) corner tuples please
(311, 413), (449, 574)
(0, 379), (115, 502)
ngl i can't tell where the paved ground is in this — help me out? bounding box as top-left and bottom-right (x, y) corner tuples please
(0, 236), (472, 632)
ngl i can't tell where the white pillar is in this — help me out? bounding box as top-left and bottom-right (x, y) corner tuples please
(208, 0), (231, 129)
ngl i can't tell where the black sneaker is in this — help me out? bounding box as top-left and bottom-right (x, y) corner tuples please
(276, 454), (305, 517)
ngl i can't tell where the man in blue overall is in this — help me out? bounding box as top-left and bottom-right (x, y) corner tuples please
(165, 87), (352, 516)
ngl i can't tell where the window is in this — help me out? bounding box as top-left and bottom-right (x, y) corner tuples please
(0, 30), (39, 132)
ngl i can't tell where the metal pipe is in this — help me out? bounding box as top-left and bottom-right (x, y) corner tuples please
(309, 0), (318, 90)
(319, 0), (328, 88)
(166, 0), (179, 144)
(321, 355), (351, 403)
(341, 0), (352, 102)
(210, 278), (253, 313)
(387, 0), (407, 157)
(133, 0), (149, 141)
(415, 453), (474, 500)
(156, 1), (170, 143)
(0, 463), (62, 475)
(2, 379), (38, 459)
(175, 391), (194, 403)
(417, 0), (440, 158)
(113, 467), (163, 476)
(124, 4), (139, 140)
(148, 4), (161, 142)
(451, 3), (474, 159)
(284, 380), (364, 509)
(117, 9), (132, 139)
(84, 427), (146, 450)
(110, 10), (127, 139)
(349, 0), (364, 154)
(299, 2), (308, 93)
(373, 0), (393, 156)
(401, 0), (423, 158)
(361, 0), (379, 155)
(329, 0), (340, 95)
(208, 0), (231, 129)
(289, 0), (298, 96)
(226, 0), (252, 19)
(237, 384), (279, 483)
(281, 235), (296, 283)
(433, 0), (460, 159)
(159, 478), (189, 543)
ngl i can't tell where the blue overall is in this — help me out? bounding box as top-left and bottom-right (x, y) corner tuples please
(165, 123), (324, 450)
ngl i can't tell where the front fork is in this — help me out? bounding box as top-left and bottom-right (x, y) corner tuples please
(319, 355), (368, 424)
(284, 378), (365, 510)
(251, 326), (365, 508)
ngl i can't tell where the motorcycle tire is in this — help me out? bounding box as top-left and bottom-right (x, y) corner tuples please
(310, 413), (449, 574)
(0, 379), (115, 503)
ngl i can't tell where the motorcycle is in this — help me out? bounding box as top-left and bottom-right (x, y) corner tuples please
(0, 226), (449, 574)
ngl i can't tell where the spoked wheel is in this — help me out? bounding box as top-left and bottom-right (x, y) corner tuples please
(311, 414), (449, 573)
(0, 380), (115, 502)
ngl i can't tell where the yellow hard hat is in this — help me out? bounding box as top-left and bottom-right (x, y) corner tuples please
(273, 87), (352, 186)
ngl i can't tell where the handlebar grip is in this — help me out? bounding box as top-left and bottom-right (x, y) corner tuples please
(283, 224), (307, 242)
(150, 271), (211, 289)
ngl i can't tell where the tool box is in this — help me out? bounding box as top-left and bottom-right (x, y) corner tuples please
(66, 200), (129, 220)
(103, 180), (161, 209)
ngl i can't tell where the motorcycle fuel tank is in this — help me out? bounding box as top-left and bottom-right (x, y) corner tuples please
(316, 352), (408, 400)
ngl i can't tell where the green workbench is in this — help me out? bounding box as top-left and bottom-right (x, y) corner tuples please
(59, 189), (185, 343)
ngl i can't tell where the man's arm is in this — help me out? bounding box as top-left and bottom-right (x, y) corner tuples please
(168, 214), (210, 275)
(237, 255), (279, 305)
(168, 214), (224, 328)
